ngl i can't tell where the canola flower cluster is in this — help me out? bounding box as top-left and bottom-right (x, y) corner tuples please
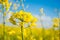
(9, 10), (38, 40)
(9, 10), (37, 27)
(0, 24), (59, 40)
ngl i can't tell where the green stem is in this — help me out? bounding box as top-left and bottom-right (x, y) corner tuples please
(52, 27), (55, 40)
(20, 0), (25, 40)
(21, 22), (24, 40)
(28, 25), (32, 39)
(2, 3), (5, 40)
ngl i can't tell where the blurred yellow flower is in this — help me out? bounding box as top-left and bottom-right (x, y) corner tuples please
(17, 36), (22, 40)
(6, 2), (12, 11)
(8, 30), (15, 35)
(51, 37), (54, 40)
(0, 0), (8, 4)
(31, 17), (37, 23)
(0, 0), (1, 3)
(53, 18), (59, 23)
(52, 18), (59, 27)
(39, 37), (43, 40)
(0, 0), (12, 11)
(30, 23), (36, 27)
(24, 29), (28, 37)
(53, 23), (59, 27)
(45, 29), (50, 35)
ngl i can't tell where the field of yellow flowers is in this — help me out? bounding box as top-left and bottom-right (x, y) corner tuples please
(0, 10), (60, 40)
(0, 23), (60, 40)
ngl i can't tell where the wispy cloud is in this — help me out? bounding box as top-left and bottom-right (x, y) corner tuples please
(34, 15), (53, 28)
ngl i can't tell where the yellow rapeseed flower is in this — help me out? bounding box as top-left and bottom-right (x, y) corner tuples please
(45, 30), (50, 35)
(31, 17), (37, 23)
(14, 13), (21, 18)
(8, 30), (15, 35)
(53, 18), (59, 23)
(24, 29), (28, 37)
(17, 36), (22, 40)
(53, 23), (59, 27)
(24, 12), (33, 22)
(9, 10), (37, 28)
(52, 18), (59, 27)
(0, 0), (8, 4)
(39, 37), (43, 40)
(30, 23), (36, 27)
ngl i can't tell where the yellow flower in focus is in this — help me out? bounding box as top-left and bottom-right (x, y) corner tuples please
(16, 10), (33, 22)
(24, 18), (31, 22)
(17, 10), (26, 19)
(24, 12), (33, 22)
(19, 10), (24, 16)
(14, 13), (21, 18)
(27, 12), (33, 19)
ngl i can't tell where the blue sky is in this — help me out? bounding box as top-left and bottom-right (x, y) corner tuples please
(9, 0), (60, 18)
(25, 0), (60, 18)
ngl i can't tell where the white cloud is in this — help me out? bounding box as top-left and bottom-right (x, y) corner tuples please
(34, 15), (53, 28)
